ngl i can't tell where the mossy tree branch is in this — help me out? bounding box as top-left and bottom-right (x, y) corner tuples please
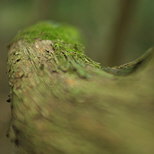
(7, 22), (154, 154)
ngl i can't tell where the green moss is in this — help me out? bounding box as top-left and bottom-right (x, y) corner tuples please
(14, 21), (82, 44)
(103, 48), (153, 76)
(12, 21), (101, 77)
(13, 21), (152, 77)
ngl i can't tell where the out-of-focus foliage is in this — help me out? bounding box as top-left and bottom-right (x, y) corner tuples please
(0, 0), (154, 153)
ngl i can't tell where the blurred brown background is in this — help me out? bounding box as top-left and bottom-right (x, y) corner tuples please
(0, 0), (154, 153)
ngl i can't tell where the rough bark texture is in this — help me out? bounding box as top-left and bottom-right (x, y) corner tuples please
(7, 22), (154, 154)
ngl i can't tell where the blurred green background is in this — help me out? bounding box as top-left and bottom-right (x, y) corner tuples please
(0, 0), (154, 153)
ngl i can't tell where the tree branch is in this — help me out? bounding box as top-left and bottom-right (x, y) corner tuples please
(7, 22), (154, 154)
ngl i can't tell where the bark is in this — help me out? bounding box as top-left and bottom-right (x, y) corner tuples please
(7, 22), (154, 154)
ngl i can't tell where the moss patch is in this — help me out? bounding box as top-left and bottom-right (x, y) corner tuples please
(12, 21), (101, 77)
(13, 21), (82, 45)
